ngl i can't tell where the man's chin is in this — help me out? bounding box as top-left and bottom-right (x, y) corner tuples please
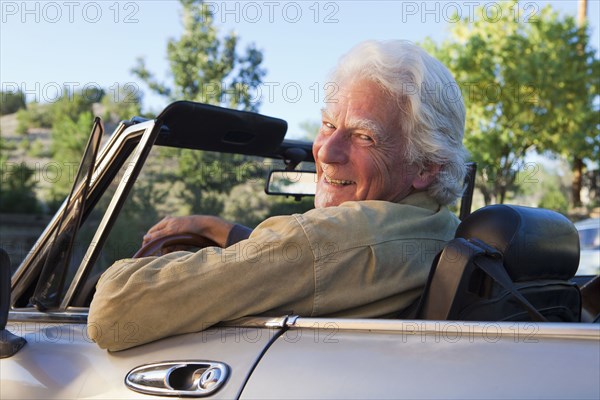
(315, 192), (353, 208)
(314, 194), (332, 208)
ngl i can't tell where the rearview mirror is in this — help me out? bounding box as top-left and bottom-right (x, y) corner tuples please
(265, 170), (317, 200)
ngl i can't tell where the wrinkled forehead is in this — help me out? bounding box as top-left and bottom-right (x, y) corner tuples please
(321, 79), (401, 139)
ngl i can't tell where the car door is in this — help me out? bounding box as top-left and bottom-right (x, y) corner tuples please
(240, 317), (600, 399)
(0, 116), (287, 399)
(2, 316), (285, 399)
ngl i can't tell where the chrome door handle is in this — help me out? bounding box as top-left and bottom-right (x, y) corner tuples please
(125, 361), (229, 397)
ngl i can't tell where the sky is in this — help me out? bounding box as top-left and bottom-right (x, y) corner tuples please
(1, 0), (599, 139)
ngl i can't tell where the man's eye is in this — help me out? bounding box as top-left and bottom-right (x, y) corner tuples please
(323, 122), (335, 129)
(356, 134), (374, 143)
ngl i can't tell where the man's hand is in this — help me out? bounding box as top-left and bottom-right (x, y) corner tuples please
(143, 215), (235, 248)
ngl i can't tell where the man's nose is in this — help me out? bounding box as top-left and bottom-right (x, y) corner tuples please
(317, 130), (350, 165)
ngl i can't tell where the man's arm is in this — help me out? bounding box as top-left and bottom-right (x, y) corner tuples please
(88, 215), (315, 351)
(143, 215), (238, 248)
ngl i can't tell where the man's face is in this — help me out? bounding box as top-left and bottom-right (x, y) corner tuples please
(313, 79), (428, 208)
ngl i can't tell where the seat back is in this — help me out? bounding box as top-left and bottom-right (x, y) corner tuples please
(417, 205), (582, 322)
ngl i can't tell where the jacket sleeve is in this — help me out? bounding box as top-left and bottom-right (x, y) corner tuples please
(88, 215), (315, 351)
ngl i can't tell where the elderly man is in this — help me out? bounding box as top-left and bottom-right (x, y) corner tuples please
(89, 40), (467, 351)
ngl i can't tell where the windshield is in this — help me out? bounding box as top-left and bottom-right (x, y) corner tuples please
(29, 118), (103, 310)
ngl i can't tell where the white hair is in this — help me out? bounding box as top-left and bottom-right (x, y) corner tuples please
(329, 40), (468, 205)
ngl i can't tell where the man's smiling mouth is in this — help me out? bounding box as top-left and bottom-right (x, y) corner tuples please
(324, 174), (355, 186)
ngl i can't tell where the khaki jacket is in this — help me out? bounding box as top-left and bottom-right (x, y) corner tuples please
(89, 192), (459, 351)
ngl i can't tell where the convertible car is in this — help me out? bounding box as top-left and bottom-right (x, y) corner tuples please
(1, 102), (599, 399)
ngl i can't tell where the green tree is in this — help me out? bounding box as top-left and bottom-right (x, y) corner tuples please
(425, 1), (599, 205)
(539, 188), (569, 215)
(0, 90), (26, 115)
(16, 85), (103, 133)
(132, 0), (265, 111)
(48, 87), (103, 124)
(0, 139), (39, 213)
(51, 112), (94, 162)
(0, 162), (40, 213)
(100, 84), (143, 123)
(16, 103), (53, 135)
(536, 14), (599, 207)
(512, 161), (570, 214)
(40, 88), (104, 207)
(131, 0), (267, 215)
(47, 111), (94, 208)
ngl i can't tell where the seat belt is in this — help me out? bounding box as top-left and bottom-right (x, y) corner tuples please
(473, 252), (548, 323)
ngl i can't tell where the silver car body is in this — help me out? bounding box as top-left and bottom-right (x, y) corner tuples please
(2, 315), (599, 399)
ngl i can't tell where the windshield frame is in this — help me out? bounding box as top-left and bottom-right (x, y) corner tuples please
(59, 120), (161, 309)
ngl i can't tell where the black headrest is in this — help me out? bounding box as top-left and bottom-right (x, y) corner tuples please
(455, 205), (580, 281)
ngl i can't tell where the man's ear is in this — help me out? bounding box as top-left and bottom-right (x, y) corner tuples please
(412, 164), (440, 190)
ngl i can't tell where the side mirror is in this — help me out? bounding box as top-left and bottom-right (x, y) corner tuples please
(0, 248), (26, 358)
(265, 170), (317, 200)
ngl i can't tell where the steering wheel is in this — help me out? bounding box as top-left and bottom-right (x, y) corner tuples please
(133, 233), (220, 258)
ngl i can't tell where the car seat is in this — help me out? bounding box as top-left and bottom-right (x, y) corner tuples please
(416, 205), (582, 322)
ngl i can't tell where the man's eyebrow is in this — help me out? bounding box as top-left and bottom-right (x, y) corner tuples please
(320, 108), (333, 120)
(320, 108), (385, 142)
(321, 108), (382, 134)
(347, 117), (385, 140)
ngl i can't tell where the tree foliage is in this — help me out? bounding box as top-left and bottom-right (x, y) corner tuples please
(16, 103), (53, 135)
(131, 0), (268, 216)
(8, 84), (142, 212)
(132, 0), (265, 111)
(47, 111), (94, 208)
(0, 139), (40, 213)
(424, 1), (599, 205)
(0, 90), (26, 115)
(100, 84), (143, 124)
